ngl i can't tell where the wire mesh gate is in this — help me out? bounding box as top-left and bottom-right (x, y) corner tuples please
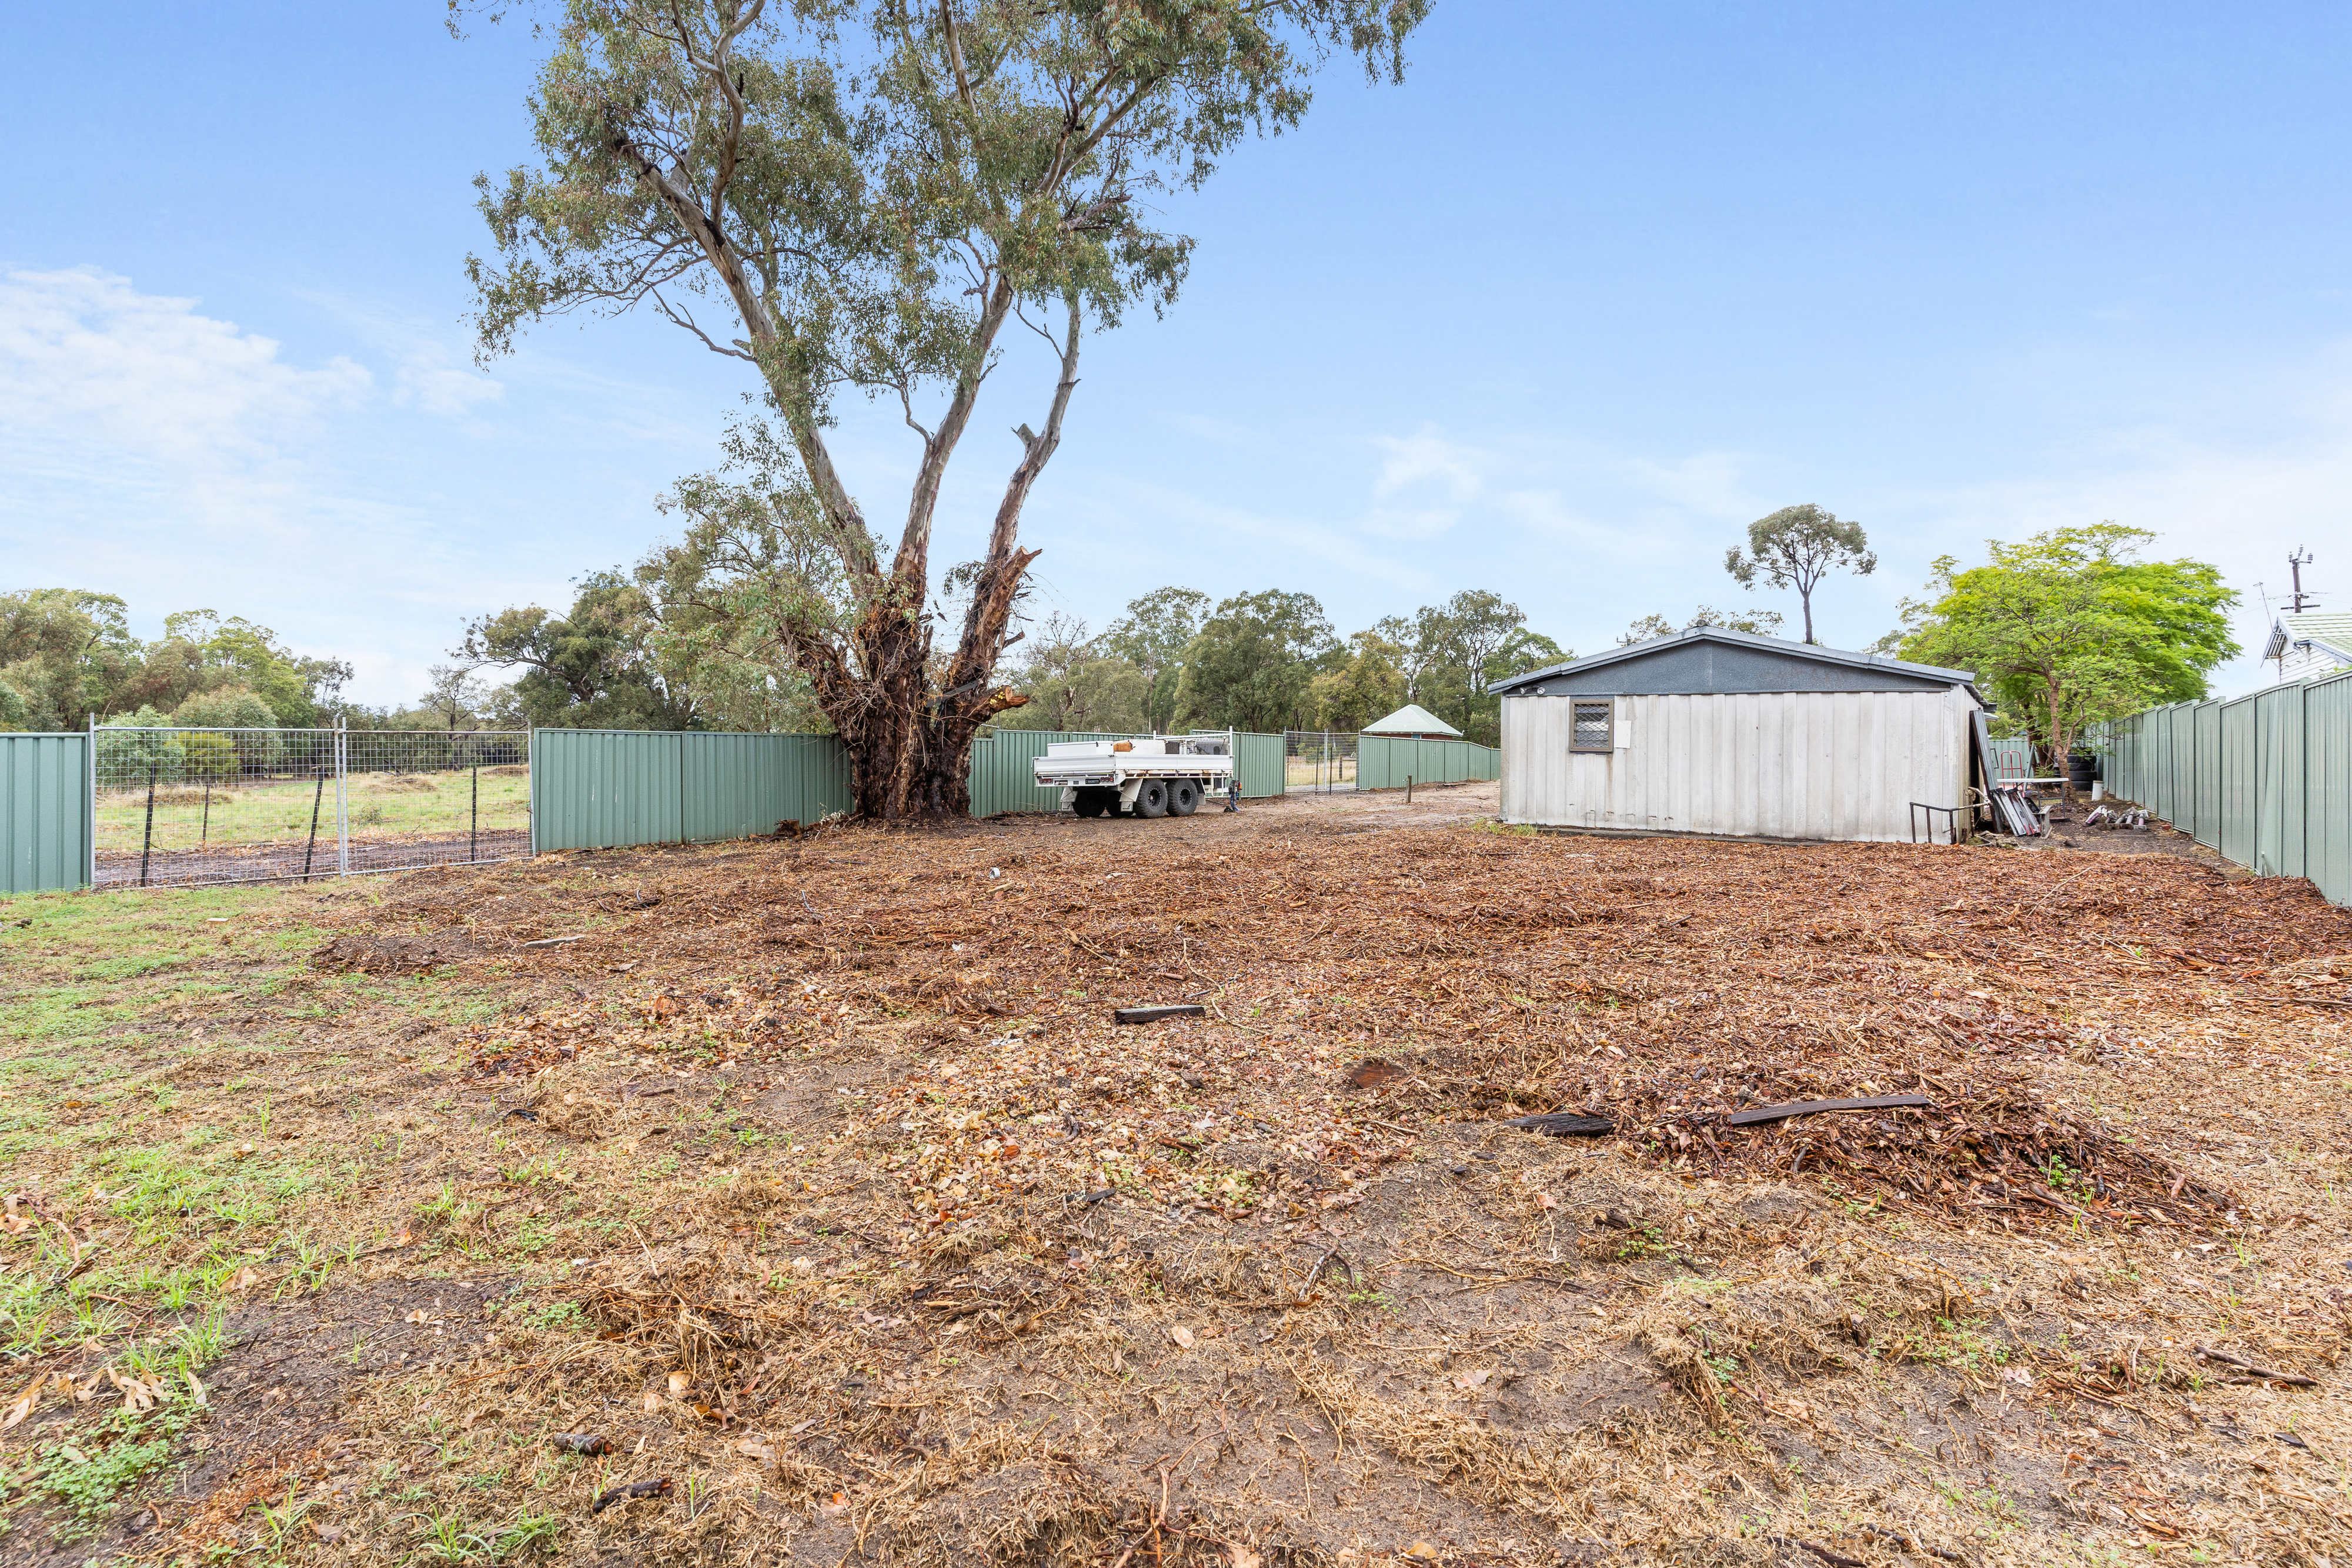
(1282, 731), (1358, 792)
(92, 722), (530, 888)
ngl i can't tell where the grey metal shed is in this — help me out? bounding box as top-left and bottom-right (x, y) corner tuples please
(1486, 628), (1986, 842)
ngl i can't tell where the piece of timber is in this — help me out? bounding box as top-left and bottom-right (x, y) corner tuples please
(1114, 1004), (1207, 1025)
(1725, 1094), (1932, 1127)
(1503, 1112), (1617, 1137)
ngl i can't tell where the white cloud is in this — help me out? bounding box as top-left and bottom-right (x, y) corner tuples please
(0, 267), (370, 473)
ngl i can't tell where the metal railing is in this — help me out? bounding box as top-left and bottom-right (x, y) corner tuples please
(92, 720), (530, 888)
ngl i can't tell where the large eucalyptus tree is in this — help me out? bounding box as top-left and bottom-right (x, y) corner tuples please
(462, 0), (1426, 816)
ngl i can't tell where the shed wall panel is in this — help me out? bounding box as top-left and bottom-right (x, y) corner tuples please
(1500, 689), (1972, 842)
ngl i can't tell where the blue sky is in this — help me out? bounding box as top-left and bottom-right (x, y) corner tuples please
(6, 2), (2351, 707)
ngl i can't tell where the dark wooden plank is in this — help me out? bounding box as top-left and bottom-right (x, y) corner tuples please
(1114, 1004), (1206, 1025)
(1725, 1094), (1932, 1127)
(1503, 1112), (1616, 1137)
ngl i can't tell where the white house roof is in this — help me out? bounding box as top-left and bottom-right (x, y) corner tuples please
(1362, 703), (1462, 737)
(2261, 610), (2352, 664)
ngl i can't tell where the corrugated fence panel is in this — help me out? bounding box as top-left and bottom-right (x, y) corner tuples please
(683, 733), (853, 841)
(2254, 685), (2305, 878)
(532, 730), (851, 851)
(2311, 673), (2352, 908)
(1356, 735), (1500, 790)
(2170, 704), (2196, 831)
(2220, 698), (2257, 868)
(2103, 680), (2350, 907)
(967, 731), (1127, 817)
(532, 729), (684, 851)
(1, 734), (91, 893)
(2191, 701), (2222, 847)
(1235, 733), (1287, 798)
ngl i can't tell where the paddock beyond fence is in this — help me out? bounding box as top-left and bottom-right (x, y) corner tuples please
(90, 725), (532, 888)
(2099, 670), (2352, 907)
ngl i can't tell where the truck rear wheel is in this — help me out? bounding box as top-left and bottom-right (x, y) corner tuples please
(1073, 788), (1112, 818)
(1134, 778), (1170, 818)
(1167, 778), (1200, 817)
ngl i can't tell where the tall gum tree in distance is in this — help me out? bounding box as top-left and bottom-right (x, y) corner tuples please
(1725, 504), (1877, 644)
(459, 0), (1428, 817)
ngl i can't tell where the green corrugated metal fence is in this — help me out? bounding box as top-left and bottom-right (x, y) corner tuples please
(532, 730), (853, 852)
(968, 730), (1287, 813)
(1234, 732), (1286, 798)
(2099, 670), (2352, 906)
(535, 728), (1289, 838)
(967, 730), (1128, 817)
(1, 733), (92, 892)
(1355, 735), (1501, 791)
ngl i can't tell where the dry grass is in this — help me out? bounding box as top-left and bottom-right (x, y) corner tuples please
(5, 784), (2352, 1566)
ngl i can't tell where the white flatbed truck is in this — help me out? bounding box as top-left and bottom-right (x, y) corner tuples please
(1033, 733), (1237, 819)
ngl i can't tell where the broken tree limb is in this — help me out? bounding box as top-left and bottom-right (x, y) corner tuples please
(520, 934), (594, 948)
(2193, 1345), (2318, 1387)
(1726, 1094), (1932, 1127)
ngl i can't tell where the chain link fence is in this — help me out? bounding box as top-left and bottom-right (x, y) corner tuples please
(93, 724), (530, 888)
(1283, 731), (1358, 793)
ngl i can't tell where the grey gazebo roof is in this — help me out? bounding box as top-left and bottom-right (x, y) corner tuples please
(1362, 703), (1463, 738)
(1486, 626), (1981, 701)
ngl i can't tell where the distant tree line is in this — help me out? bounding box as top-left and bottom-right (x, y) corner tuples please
(990, 586), (1566, 747)
(0, 591), (357, 733)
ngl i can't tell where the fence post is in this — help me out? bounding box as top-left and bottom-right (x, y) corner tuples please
(301, 767), (326, 883)
(335, 716), (349, 877)
(86, 715), (97, 891)
(470, 762), (480, 864)
(139, 763), (158, 887)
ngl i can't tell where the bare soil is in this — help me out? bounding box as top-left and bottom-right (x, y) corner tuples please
(93, 827), (532, 888)
(6, 784), (2352, 1567)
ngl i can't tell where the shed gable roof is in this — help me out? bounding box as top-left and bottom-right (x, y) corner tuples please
(1487, 626), (1980, 700)
(1361, 703), (1462, 737)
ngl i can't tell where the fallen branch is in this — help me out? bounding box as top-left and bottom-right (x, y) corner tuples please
(2193, 1345), (2317, 1388)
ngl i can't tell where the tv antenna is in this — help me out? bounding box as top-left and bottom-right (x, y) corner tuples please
(2287, 547), (2318, 613)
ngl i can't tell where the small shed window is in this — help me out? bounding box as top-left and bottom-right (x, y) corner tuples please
(1571, 700), (1613, 752)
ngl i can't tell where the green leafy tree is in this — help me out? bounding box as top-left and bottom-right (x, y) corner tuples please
(994, 613), (1148, 732)
(0, 590), (142, 730)
(1894, 523), (2238, 782)
(1359, 592), (1557, 744)
(1685, 605), (1784, 636)
(1309, 630), (1409, 732)
(633, 480), (838, 734)
(461, 0), (1425, 817)
(118, 611), (349, 727)
(1617, 613), (1676, 646)
(98, 707), (185, 787)
(1174, 590), (1335, 733)
(1621, 606), (1785, 644)
(1102, 587), (1212, 733)
(460, 574), (701, 730)
(172, 687), (285, 775)
(1725, 504), (1877, 644)
(1402, 590), (1533, 744)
